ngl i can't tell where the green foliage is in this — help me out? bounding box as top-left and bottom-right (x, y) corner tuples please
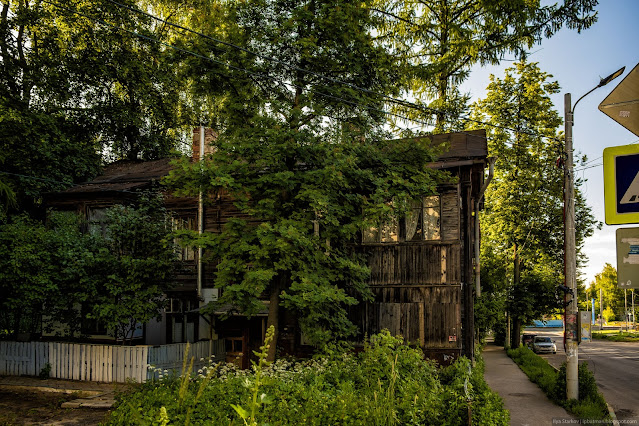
(508, 346), (609, 421)
(588, 264), (626, 321)
(602, 307), (617, 323)
(0, 194), (176, 341)
(507, 347), (559, 396)
(554, 363), (609, 420)
(231, 325), (275, 426)
(0, 0), (187, 215)
(88, 193), (177, 343)
(0, 211), (101, 337)
(165, 0), (447, 349)
(107, 331), (508, 425)
(371, 0), (598, 130)
(470, 61), (598, 343)
(592, 331), (639, 342)
(39, 363), (52, 380)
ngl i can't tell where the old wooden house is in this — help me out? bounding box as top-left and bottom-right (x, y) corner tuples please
(45, 128), (489, 365)
(353, 129), (490, 363)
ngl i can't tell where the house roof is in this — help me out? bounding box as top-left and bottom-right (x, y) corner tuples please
(47, 130), (487, 200)
(57, 158), (174, 195)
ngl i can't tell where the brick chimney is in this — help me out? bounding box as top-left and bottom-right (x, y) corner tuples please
(192, 127), (218, 161)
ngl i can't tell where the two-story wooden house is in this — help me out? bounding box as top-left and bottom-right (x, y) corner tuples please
(45, 128), (489, 365)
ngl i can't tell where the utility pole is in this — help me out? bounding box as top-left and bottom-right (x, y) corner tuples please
(563, 66), (625, 402)
(625, 289), (629, 332)
(564, 93), (579, 401)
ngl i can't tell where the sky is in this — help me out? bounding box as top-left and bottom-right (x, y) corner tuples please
(460, 0), (639, 287)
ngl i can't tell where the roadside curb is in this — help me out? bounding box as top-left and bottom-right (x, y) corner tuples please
(607, 403), (619, 426)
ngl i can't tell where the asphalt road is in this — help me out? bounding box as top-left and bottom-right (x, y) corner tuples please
(523, 328), (639, 421)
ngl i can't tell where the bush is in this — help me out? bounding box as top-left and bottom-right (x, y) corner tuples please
(107, 330), (509, 425)
(554, 363), (609, 420)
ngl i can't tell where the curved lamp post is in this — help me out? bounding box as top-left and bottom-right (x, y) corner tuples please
(564, 66), (625, 400)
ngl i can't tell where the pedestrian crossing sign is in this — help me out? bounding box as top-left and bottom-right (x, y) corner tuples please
(603, 143), (639, 225)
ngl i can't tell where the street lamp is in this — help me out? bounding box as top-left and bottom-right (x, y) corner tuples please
(564, 66), (625, 401)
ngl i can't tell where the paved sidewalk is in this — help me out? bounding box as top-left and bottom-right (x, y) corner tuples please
(0, 375), (123, 408)
(483, 343), (576, 426)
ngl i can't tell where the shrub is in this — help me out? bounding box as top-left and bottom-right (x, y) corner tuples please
(107, 330), (509, 425)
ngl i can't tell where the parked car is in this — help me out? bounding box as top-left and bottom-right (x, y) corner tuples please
(532, 336), (557, 354)
(522, 333), (536, 347)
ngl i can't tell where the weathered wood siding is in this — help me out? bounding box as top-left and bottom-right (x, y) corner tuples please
(364, 243), (461, 285)
(359, 286), (462, 348)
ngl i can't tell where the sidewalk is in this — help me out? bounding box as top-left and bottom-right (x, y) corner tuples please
(0, 375), (122, 408)
(483, 342), (576, 426)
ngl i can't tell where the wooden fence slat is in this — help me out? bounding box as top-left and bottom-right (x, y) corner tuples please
(0, 340), (225, 383)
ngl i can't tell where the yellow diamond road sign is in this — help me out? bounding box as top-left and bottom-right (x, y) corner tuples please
(603, 143), (639, 225)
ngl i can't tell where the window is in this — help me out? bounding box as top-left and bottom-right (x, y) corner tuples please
(363, 195), (441, 243)
(362, 217), (399, 243)
(172, 217), (196, 261)
(87, 207), (109, 236)
(422, 195), (441, 240)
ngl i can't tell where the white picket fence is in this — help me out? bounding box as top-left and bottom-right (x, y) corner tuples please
(0, 340), (225, 383)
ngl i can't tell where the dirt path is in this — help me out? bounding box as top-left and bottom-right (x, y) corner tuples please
(0, 388), (111, 425)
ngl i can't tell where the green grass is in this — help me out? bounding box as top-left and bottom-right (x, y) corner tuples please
(592, 330), (639, 342)
(507, 346), (609, 421)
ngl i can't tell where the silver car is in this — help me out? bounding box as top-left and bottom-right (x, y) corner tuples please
(532, 336), (557, 354)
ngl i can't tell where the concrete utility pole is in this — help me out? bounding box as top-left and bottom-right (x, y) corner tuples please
(564, 93), (579, 401)
(563, 66), (625, 401)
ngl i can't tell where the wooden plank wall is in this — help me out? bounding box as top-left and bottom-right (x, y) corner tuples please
(358, 286), (462, 349)
(364, 243), (461, 285)
(0, 340), (226, 383)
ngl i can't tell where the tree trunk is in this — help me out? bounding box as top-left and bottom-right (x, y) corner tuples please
(511, 317), (522, 349)
(266, 276), (283, 362)
(511, 244), (521, 348)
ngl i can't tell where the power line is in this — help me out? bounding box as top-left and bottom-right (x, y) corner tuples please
(44, 0), (444, 132)
(65, 0), (566, 144)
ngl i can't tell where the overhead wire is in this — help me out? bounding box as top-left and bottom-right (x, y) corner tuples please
(48, 0), (566, 146)
(44, 0), (451, 133)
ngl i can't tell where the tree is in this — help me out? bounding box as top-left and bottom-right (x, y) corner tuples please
(0, 211), (101, 338)
(0, 195), (177, 343)
(371, 0), (598, 131)
(89, 193), (177, 344)
(0, 214), (55, 338)
(469, 61), (597, 347)
(165, 0), (445, 359)
(0, 0), (185, 215)
(588, 263), (624, 321)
